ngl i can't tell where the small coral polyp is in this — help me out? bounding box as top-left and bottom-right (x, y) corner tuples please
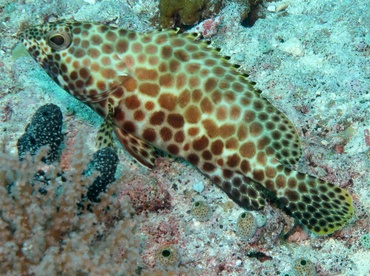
(360, 234), (370, 249)
(155, 245), (181, 268)
(236, 212), (257, 241)
(191, 200), (212, 221)
(294, 258), (316, 276)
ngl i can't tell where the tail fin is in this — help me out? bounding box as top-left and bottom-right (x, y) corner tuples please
(261, 162), (353, 235)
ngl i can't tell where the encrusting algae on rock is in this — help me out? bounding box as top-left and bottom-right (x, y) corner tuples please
(18, 20), (353, 235)
(158, 0), (224, 28)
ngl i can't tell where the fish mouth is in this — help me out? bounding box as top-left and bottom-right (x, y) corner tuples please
(15, 30), (47, 66)
(15, 30), (29, 47)
(16, 28), (36, 45)
(11, 30), (22, 40)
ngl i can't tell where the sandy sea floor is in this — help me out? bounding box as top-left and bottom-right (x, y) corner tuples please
(0, 0), (370, 275)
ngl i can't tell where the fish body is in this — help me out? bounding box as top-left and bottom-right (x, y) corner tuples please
(19, 21), (353, 235)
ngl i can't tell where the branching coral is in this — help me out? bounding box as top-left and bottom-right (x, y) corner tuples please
(0, 133), (143, 274)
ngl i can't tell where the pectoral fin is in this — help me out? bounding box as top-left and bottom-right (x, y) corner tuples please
(113, 126), (156, 168)
(96, 119), (116, 149)
(96, 103), (116, 149)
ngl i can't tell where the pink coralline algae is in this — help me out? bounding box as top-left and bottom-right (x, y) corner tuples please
(364, 129), (370, 147)
(195, 16), (223, 38)
(120, 175), (171, 214)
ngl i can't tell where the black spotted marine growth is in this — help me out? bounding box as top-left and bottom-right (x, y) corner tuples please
(17, 104), (63, 163)
(86, 147), (118, 202)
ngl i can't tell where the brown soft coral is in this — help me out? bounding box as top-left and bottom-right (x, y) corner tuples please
(159, 0), (224, 28)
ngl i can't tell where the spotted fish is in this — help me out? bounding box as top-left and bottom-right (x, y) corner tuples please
(19, 20), (353, 235)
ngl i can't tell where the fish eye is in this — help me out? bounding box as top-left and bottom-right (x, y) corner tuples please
(50, 35), (65, 45)
(47, 31), (71, 50)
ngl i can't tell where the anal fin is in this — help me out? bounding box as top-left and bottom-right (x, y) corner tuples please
(216, 174), (266, 210)
(241, 177), (267, 210)
(113, 126), (156, 169)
